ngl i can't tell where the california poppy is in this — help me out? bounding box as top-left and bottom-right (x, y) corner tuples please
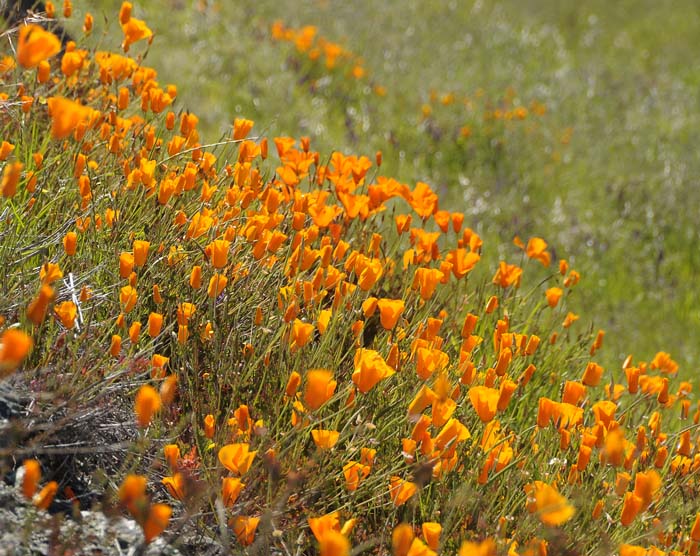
(17, 25), (61, 68)
(352, 348), (395, 393)
(133, 240), (150, 267)
(206, 239), (230, 269)
(319, 530), (350, 556)
(545, 287), (563, 308)
(135, 385), (161, 428)
(222, 477), (244, 507)
(524, 481), (575, 526)
(34, 481), (58, 510)
(121, 17), (153, 52)
(343, 461), (371, 491)
(303, 369), (336, 410)
(389, 476), (418, 506)
(469, 386), (499, 423)
(492, 261), (522, 288)
(311, 429), (340, 450)
(525, 237), (551, 267)
(120, 285), (138, 313)
(230, 516), (260, 546)
(0, 328), (33, 375)
(143, 504), (172, 543)
(22, 459), (41, 499)
(218, 443), (256, 475)
(46, 97), (96, 140)
(377, 298), (405, 330)
(54, 301), (77, 329)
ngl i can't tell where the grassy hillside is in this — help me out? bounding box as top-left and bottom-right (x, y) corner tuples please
(77, 0), (700, 372)
(1, 2), (699, 555)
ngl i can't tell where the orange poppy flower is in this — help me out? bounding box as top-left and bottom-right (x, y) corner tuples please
(524, 481), (575, 526)
(469, 386), (500, 423)
(203, 414), (215, 439)
(420, 523), (442, 551)
(633, 470), (661, 511)
(62, 232), (78, 256)
(233, 118), (254, 140)
(343, 461), (371, 491)
(46, 97), (96, 140)
(1, 161), (23, 198)
(109, 335), (122, 357)
(135, 384), (161, 428)
(208, 273), (228, 298)
(562, 312), (579, 328)
(389, 476), (418, 506)
(22, 459), (41, 499)
(118, 474), (147, 515)
(446, 248), (480, 279)
(290, 319), (315, 350)
(311, 429), (340, 450)
(352, 348), (395, 393)
(132, 240), (150, 267)
(357, 258), (384, 291)
(54, 301), (77, 329)
(121, 17), (153, 51)
(163, 444), (180, 469)
(230, 516), (260, 546)
(222, 477), (244, 507)
(592, 400), (617, 429)
(27, 285), (54, 325)
(218, 443), (257, 475)
(17, 25), (61, 68)
(434, 417), (471, 451)
(412, 267), (444, 300)
(690, 513), (700, 541)
(130, 323), (142, 345)
(525, 237), (551, 267)
(562, 381), (587, 405)
(206, 239), (230, 269)
(377, 298), (405, 330)
(492, 261), (522, 288)
(120, 285), (138, 313)
(319, 530), (350, 556)
(143, 504), (172, 543)
(303, 369), (336, 410)
(620, 492), (643, 526)
(410, 181), (439, 219)
(0, 328), (33, 375)
(581, 361), (603, 386)
(34, 481), (58, 510)
(408, 385), (437, 416)
(0, 141), (14, 161)
(392, 524), (415, 556)
(161, 473), (186, 500)
(650, 351), (679, 374)
(119, 252), (134, 278)
(40, 262), (63, 285)
(457, 539), (496, 556)
(415, 347), (449, 380)
(545, 287), (563, 308)
(146, 312), (163, 338)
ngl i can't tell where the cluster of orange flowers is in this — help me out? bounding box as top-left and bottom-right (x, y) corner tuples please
(1, 3), (698, 555)
(419, 87), (549, 142)
(271, 20), (368, 80)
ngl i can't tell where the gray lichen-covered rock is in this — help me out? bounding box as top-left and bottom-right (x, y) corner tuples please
(0, 480), (182, 556)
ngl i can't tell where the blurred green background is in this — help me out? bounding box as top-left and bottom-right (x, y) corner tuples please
(79, 0), (700, 372)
